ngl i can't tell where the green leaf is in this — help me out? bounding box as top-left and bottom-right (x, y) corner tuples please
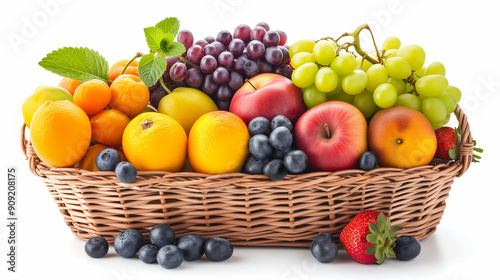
(38, 47), (109, 83)
(366, 233), (378, 244)
(144, 27), (167, 53)
(375, 250), (385, 264)
(368, 224), (379, 235)
(138, 53), (167, 87)
(366, 245), (376, 255)
(386, 249), (396, 259)
(155, 17), (180, 37)
(389, 226), (401, 235)
(377, 213), (386, 229)
(163, 41), (186, 58)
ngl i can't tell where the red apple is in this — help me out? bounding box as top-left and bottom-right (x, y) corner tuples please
(229, 73), (306, 124)
(294, 101), (367, 171)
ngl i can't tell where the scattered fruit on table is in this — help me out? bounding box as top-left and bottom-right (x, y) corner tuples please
(394, 235), (421, 261)
(30, 100), (91, 167)
(22, 85), (73, 128)
(86, 225), (233, 269)
(295, 101), (367, 172)
(310, 233), (338, 263)
(188, 111), (249, 174)
(368, 106), (437, 168)
(85, 237), (109, 258)
(204, 237), (234, 262)
(157, 245), (184, 269)
(138, 244), (159, 264)
(158, 87), (218, 134)
(122, 112), (187, 172)
(150, 224), (176, 248)
(114, 229), (144, 258)
(358, 151), (378, 171)
(244, 115), (308, 180)
(177, 234), (206, 261)
(229, 73), (306, 125)
(340, 210), (401, 264)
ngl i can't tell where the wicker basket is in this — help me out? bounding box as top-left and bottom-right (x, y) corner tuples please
(21, 105), (474, 247)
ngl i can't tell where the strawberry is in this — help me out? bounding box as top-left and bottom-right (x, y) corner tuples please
(340, 210), (401, 264)
(434, 126), (459, 161)
(434, 126), (483, 162)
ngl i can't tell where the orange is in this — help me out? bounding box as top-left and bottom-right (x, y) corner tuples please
(22, 85), (73, 129)
(368, 106), (437, 168)
(188, 111), (250, 174)
(90, 109), (130, 147)
(109, 59), (139, 82)
(122, 112), (187, 172)
(73, 79), (111, 115)
(58, 77), (83, 95)
(30, 100), (92, 167)
(78, 144), (126, 171)
(110, 74), (150, 118)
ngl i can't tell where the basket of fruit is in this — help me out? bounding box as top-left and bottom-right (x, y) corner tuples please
(21, 18), (479, 248)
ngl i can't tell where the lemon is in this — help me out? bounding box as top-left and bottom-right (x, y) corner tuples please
(188, 111), (249, 174)
(22, 85), (73, 128)
(158, 87), (218, 135)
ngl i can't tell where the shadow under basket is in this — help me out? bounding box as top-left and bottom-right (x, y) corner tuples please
(21, 106), (474, 247)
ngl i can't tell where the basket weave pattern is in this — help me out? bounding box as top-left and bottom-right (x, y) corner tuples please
(22, 106), (474, 247)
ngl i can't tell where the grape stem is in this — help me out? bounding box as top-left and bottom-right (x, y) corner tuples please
(347, 24), (381, 65)
(159, 77), (172, 94)
(178, 56), (201, 70)
(119, 52), (144, 77)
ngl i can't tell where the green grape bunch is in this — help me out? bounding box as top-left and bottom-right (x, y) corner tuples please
(288, 24), (462, 129)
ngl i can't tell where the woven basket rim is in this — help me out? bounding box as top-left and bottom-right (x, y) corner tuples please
(21, 105), (474, 183)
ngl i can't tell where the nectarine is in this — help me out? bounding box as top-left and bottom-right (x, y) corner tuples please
(368, 106), (437, 168)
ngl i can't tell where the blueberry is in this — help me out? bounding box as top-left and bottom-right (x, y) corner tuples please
(176, 234), (205, 261)
(157, 245), (184, 269)
(204, 237), (233, 261)
(138, 244), (159, 264)
(284, 150), (308, 173)
(84, 237), (109, 258)
(248, 117), (271, 136)
(271, 145), (292, 160)
(310, 233), (338, 263)
(263, 159), (288, 181)
(359, 151), (378, 171)
(244, 156), (270, 174)
(271, 115), (293, 132)
(115, 161), (137, 183)
(150, 224), (176, 248)
(269, 126), (293, 150)
(114, 229), (143, 258)
(249, 134), (273, 159)
(95, 148), (121, 171)
(394, 235), (421, 261)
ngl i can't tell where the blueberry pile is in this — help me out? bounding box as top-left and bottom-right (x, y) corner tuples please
(84, 224), (233, 269)
(244, 115), (308, 181)
(95, 148), (137, 183)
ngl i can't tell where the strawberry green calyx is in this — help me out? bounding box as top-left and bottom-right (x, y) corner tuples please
(365, 213), (401, 265)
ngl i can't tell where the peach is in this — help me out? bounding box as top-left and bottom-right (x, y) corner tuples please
(368, 106), (437, 169)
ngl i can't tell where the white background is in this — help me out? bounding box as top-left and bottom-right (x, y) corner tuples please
(1, 0), (499, 279)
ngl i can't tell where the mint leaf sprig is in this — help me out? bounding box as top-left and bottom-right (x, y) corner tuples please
(139, 17), (186, 88)
(38, 47), (110, 83)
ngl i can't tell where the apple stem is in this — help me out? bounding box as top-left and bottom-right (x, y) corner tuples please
(324, 123), (331, 139)
(245, 79), (257, 90)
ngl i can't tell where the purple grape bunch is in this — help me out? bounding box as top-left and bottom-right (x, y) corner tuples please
(148, 22), (292, 111)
